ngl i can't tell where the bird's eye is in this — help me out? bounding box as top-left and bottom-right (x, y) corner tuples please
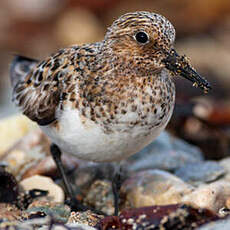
(135, 31), (149, 44)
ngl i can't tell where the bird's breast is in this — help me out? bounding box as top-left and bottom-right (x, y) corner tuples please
(41, 73), (175, 162)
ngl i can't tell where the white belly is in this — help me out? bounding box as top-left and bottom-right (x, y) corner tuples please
(41, 106), (173, 162)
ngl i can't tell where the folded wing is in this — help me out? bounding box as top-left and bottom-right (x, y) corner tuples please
(10, 55), (61, 126)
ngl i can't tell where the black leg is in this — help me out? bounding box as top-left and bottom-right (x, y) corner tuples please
(50, 143), (106, 215)
(50, 144), (75, 199)
(112, 167), (122, 216)
(50, 143), (87, 211)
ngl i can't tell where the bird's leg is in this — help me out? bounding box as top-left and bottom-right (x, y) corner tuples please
(50, 144), (107, 215)
(50, 143), (88, 211)
(112, 165), (123, 216)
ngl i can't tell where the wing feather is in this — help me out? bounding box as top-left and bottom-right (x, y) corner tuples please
(10, 53), (64, 125)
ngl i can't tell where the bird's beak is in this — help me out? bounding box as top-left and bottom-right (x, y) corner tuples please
(162, 48), (211, 93)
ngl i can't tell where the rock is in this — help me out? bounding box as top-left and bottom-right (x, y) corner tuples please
(0, 216), (96, 230)
(0, 166), (18, 203)
(219, 157), (230, 182)
(198, 217), (230, 230)
(16, 189), (48, 210)
(0, 114), (36, 157)
(175, 161), (226, 185)
(55, 8), (104, 46)
(0, 122), (50, 180)
(66, 224), (96, 230)
(120, 169), (194, 209)
(0, 203), (26, 222)
(182, 181), (230, 213)
(12, 217), (51, 230)
(99, 204), (219, 230)
(84, 180), (114, 216)
(128, 131), (203, 172)
(21, 155), (58, 179)
(20, 175), (65, 203)
(3, 148), (44, 181)
(27, 200), (71, 223)
(68, 210), (104, 227)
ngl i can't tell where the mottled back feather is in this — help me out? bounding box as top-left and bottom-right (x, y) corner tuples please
(10, 54), (62, 125)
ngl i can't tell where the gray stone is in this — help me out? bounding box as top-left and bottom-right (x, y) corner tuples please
(175, 161), (226, 185)
(1, 216), (96, 230)
(68, 210), (104, 228)
(182, 181), (230, 213)
(66, 224), (96, 230)
(84, 180), (114, 216)
(219, 157), (230, 182)
(121, 169), (193, 208)
(38, 221), (97, 230)
(128, 131), (204, 172)
(26, 202), (71, 223)
(198, 217), (230, 230)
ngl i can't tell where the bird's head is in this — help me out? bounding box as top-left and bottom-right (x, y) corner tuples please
(104, 11), (211, 92)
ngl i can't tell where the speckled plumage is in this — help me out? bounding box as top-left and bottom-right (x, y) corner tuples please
(10, 11), (210, 162)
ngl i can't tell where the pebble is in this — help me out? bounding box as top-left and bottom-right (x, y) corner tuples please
(198, 217), (230, 230)
(66, 224), (96, 230)
(20, 175), (65, 203)
(128, 131), (203, 172)
(120, 169), (194, 209)
(99, 204), (219, 230)
(3, 147), (45, 181)
(27, 200), (71, 223)
(0, 166), (18, 203)
(84, 180), (114, 216)
(0, 114), (36, 157)
(0, 203), (24, 222)
(175, 161), (226, 185)
(68, 210), (104, 227)
(219, 157), (230, 182)
(4, 216), (97, 230)
(0, 126), (50, 180)
(182, 181), (230, 213)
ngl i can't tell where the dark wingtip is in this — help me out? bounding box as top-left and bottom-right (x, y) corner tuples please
(12, 55), (37, 62)
(10, 55), (38, 88)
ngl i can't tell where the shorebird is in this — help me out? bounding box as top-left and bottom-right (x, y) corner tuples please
(10, 11), (211, 215)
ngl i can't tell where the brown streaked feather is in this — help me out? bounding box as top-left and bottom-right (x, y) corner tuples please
(10, 51), (68, 126)
(10, 45), (103, 126)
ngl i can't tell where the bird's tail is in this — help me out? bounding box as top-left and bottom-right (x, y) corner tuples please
(10, 55), (38, 89)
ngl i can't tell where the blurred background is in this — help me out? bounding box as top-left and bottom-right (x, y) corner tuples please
(1, 0), (230, 160)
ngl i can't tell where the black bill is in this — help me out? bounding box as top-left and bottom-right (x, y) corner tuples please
(162, 49), (211, 93)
